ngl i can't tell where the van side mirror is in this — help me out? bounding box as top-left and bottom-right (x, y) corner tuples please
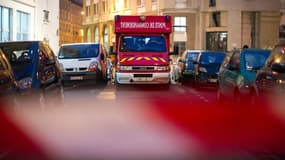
(169, 45), (179, 55)
(109, 46), (117, 55)
(100, 54), (105, 60)
(271, 63), (284, 73)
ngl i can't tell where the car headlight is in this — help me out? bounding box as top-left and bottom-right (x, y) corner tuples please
(19, 77), (32, 89)
(199, 67), (207, 72)
(59, 63), (64, 72)
(120, 66), (132, 71)
(277, 79), (285, 84)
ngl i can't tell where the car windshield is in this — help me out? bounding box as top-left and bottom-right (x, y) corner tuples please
(58, 44), (99, 59)
(245, 51), (270, 70)
(186, 52), (199, 62)
(199, 53), (225, 65)
(119, 35), (166, 52)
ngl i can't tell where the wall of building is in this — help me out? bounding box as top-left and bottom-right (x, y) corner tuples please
(36, 0), (59, 53)
(0, 0), (59, 53)
(59, 0), (83, 49)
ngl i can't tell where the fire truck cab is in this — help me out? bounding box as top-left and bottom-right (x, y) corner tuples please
(110, 15), (177, 85)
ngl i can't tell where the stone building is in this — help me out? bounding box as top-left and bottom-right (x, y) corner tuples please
(82, 0), (281, 53)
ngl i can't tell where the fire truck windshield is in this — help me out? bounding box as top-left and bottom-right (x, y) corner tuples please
(119, 35), (166, 52)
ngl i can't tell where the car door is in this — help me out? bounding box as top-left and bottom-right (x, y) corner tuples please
(38, 44), (57, 86)
(0, 50), (17, 94)
(100, 45), (107, 80)
(219, 51), (241, 97)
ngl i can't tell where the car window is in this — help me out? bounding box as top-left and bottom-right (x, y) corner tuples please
(44, 44), (55, 60)
(58, 44), (99, 59)
(244, 51), (269, 70)
(200, 53), (225, 64)
(0, 42), (33, 64)
(229, 52), (240, 70)
(186, 52), (199, 62)
(266, 46), (285, 67)
(120, 35), (166, 52)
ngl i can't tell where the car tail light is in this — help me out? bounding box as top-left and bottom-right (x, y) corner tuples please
(19, 77), (32, 89)
(88, 61), (98, 72)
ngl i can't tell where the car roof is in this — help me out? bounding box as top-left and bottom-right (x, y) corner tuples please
(60, 43), (100, 47)
(0, 41), (41, 45)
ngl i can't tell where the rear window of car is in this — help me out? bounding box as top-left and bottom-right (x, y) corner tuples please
(186, 52), (199, 62)
(200, 52), (226, 64)
(0, 42), (33, 64)
(58, 44), (99, 59)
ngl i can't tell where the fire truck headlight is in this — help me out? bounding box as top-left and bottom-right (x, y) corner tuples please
(120, 66), (132, 71)
(155, 66), (169, 71)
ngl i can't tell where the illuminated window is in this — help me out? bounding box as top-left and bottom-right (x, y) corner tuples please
(137, 0), (145, 7)
(102, 1), (107, 13)
(124, 0), (129, 9)
(94, 2), (98, 15)
(174, 17), (187, 32)
(0, 6), (11, 42)
(17, 11), (30, 40)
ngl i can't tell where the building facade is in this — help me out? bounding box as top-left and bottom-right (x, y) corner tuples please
(82, 0), (281, 54)
(59, 0), (83, 47)
(0, 0), (59, 53)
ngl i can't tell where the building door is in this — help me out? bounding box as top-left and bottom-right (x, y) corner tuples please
(206, 32), (227, 52)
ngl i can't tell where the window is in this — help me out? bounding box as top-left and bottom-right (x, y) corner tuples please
(86, 6), (90, 17)
(0, 6), (11, 42)
(174, 17), (187, 32)
(94, 3), (98, 15)
(17, 11), (30, 41)
(124, 0), (129, 9)
(137, 0), (145, 7)
(102, 0), (107, 13)
(210, 12), (221, 27)
(209, 0), (216, 7)
(43, 10), (49, 22)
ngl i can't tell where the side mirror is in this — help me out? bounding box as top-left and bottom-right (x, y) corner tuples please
(271, 63), (284, 72)
(229, 64), (239, 71)
(46, 59), (55, 65)
(109, 46), (117, 55)
(100, 54), (105, 60)
(170, 45), (179, 55)
(178, 59), (185, 63)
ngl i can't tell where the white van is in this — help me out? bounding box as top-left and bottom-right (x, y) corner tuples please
(58, 43), (107, 84)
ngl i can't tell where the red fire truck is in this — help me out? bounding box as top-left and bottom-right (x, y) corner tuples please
(110, 15), (177, 85)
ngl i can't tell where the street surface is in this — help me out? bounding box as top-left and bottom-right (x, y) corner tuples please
(1, 81), (285, 159)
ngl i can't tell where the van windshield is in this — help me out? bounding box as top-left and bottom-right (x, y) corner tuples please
(58, 44), (99, 59)
(120, 35), (166, 52)
(200, 53), (226, 65)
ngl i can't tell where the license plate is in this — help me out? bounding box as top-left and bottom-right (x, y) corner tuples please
(70, 76), (83, 80)
(209, 79), (217, 83)
(136, 78), (151, 81)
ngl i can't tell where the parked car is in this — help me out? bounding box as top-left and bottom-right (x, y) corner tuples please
(217, 49), (271, 103)
(255, 43), (285, 97)
(0, 41), (61, 93)
(106, 58), (113, 80)
(195, 51), (226, 88)
(58, 43), (108, 85)
(0, 49), (18, 96)
(177, 50), (203, 83)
